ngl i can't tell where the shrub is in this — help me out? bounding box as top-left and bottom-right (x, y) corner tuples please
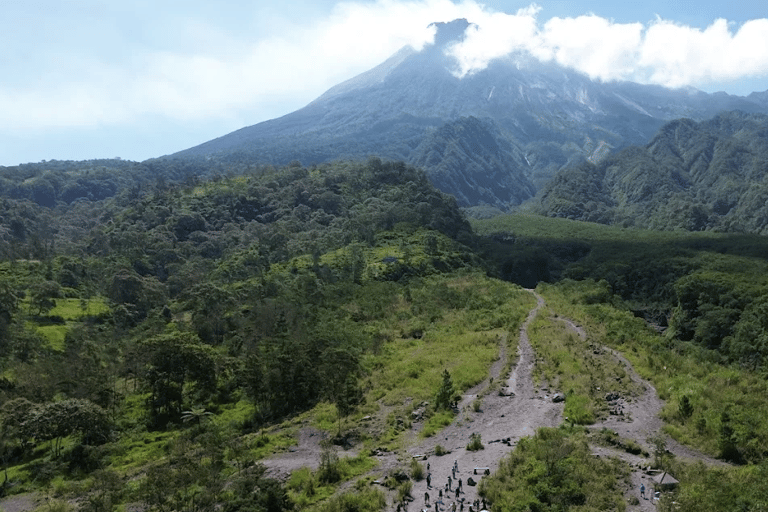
(435, 445), (448, 456)
(397, 480), (413, 502)
(411, 458), (425, 481)
(467, 433), (484, 451)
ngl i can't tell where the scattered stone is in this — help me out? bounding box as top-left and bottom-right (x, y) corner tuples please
(552, 393), (565, 403)
(466, 477), (477, 486)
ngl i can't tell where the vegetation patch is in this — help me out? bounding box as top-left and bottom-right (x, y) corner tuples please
(538, 279), (768, 462)
(480, 427), (629, 512)
(526, 309), (642, 424)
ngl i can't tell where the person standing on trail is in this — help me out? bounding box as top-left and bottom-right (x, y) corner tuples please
(425, 492), (430, 505)
(427, 473), (432, 488)
(455, 487), (460, 499)
(458, 478), (462, 492)
(448, 476), (452, 490)
(640, 484), (645, 499)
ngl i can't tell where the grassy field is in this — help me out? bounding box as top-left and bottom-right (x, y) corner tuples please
(25, 297), (110, 351)
(537, 279), (768, 459)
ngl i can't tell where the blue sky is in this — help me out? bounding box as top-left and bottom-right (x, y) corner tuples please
(1, 0), (767, 166)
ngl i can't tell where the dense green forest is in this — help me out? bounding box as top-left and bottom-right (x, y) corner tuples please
(1, 157), (767, 511)
(531, 111), (768, 234)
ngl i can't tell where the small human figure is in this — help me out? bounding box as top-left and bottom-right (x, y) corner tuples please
(427, 473), (432, 488)
(448, 476), (452, 490)
(427, 462), (430, 471)
(481, 498), (486, 510)
(460, 502), (464, 512)
(439, 489), (443, 499)
(640, 483), (645, 499)
(452, 501), (457, 512)
(455, 487), (460, 499)
(435, 502), (439, 512)
(458, 478), (462, 492)
(425, 492), (430, 505)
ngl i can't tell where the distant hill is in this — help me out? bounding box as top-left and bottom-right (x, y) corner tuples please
(532, 111), (768, 234)
(167, 19), (768, 208)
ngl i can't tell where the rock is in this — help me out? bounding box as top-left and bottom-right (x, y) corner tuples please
(467, 477), (477, 486)
(552, 393), (565, 403)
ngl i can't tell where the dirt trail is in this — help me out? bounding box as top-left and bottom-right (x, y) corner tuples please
(552, 305), (727, 511)
(259, 290), (726, 511)
(403, 290), (563, 512)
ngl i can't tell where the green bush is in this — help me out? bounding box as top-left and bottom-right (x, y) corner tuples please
(467, 433), (484, 451)
(480, 428), (628, 512)
(410, 458), (425, 481)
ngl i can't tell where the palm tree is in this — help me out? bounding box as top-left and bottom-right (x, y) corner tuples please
(181, 406), (212, 425)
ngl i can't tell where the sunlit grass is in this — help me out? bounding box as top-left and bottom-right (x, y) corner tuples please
(527, 303), (643, 425)
(538, 279), (768, 457)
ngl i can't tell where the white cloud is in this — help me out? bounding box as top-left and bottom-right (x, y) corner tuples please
(640, 18), (768, 87)
(1, 0), (768, 134)
(539, 15), (644, 81)
(446, 6), (768, 88)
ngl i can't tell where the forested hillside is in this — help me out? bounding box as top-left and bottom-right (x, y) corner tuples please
(1, 157), (767, 511)
(167, 19), (768, 209)
(532, 111), (768, 234)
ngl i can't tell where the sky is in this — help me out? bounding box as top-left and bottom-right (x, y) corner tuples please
(1, 0), (767, 166)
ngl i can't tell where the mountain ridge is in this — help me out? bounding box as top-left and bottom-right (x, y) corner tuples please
(167, 19), (768, 209)
(532, 110), (768, 233)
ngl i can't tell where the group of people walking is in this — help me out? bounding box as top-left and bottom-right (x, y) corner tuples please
(420, 460), (486, 512)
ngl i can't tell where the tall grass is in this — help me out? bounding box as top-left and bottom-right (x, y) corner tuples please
(538, 279), (768, 459)
(526, 307), (642, 424)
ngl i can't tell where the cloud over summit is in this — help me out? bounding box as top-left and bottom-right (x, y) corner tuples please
(2, 0), (768, 138)
(443, 5), (768, 88)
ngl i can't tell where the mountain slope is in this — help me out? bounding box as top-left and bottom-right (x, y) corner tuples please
(167, 19), (768, 208)
(532, 111), (768, 233)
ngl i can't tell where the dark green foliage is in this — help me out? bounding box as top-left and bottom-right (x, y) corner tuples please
(140, 332), (218, 428)
(224, 465), (293, 512)
(679, 395), (694, 421)
(435, 369), (455, 411)
(29, 280), (61, 316)
(11, 398), (113, 457)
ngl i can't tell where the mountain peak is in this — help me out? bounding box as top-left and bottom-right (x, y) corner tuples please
(428, 19), (473, 48)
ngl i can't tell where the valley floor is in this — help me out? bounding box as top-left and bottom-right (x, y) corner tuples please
(259, 289), (726, 511)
